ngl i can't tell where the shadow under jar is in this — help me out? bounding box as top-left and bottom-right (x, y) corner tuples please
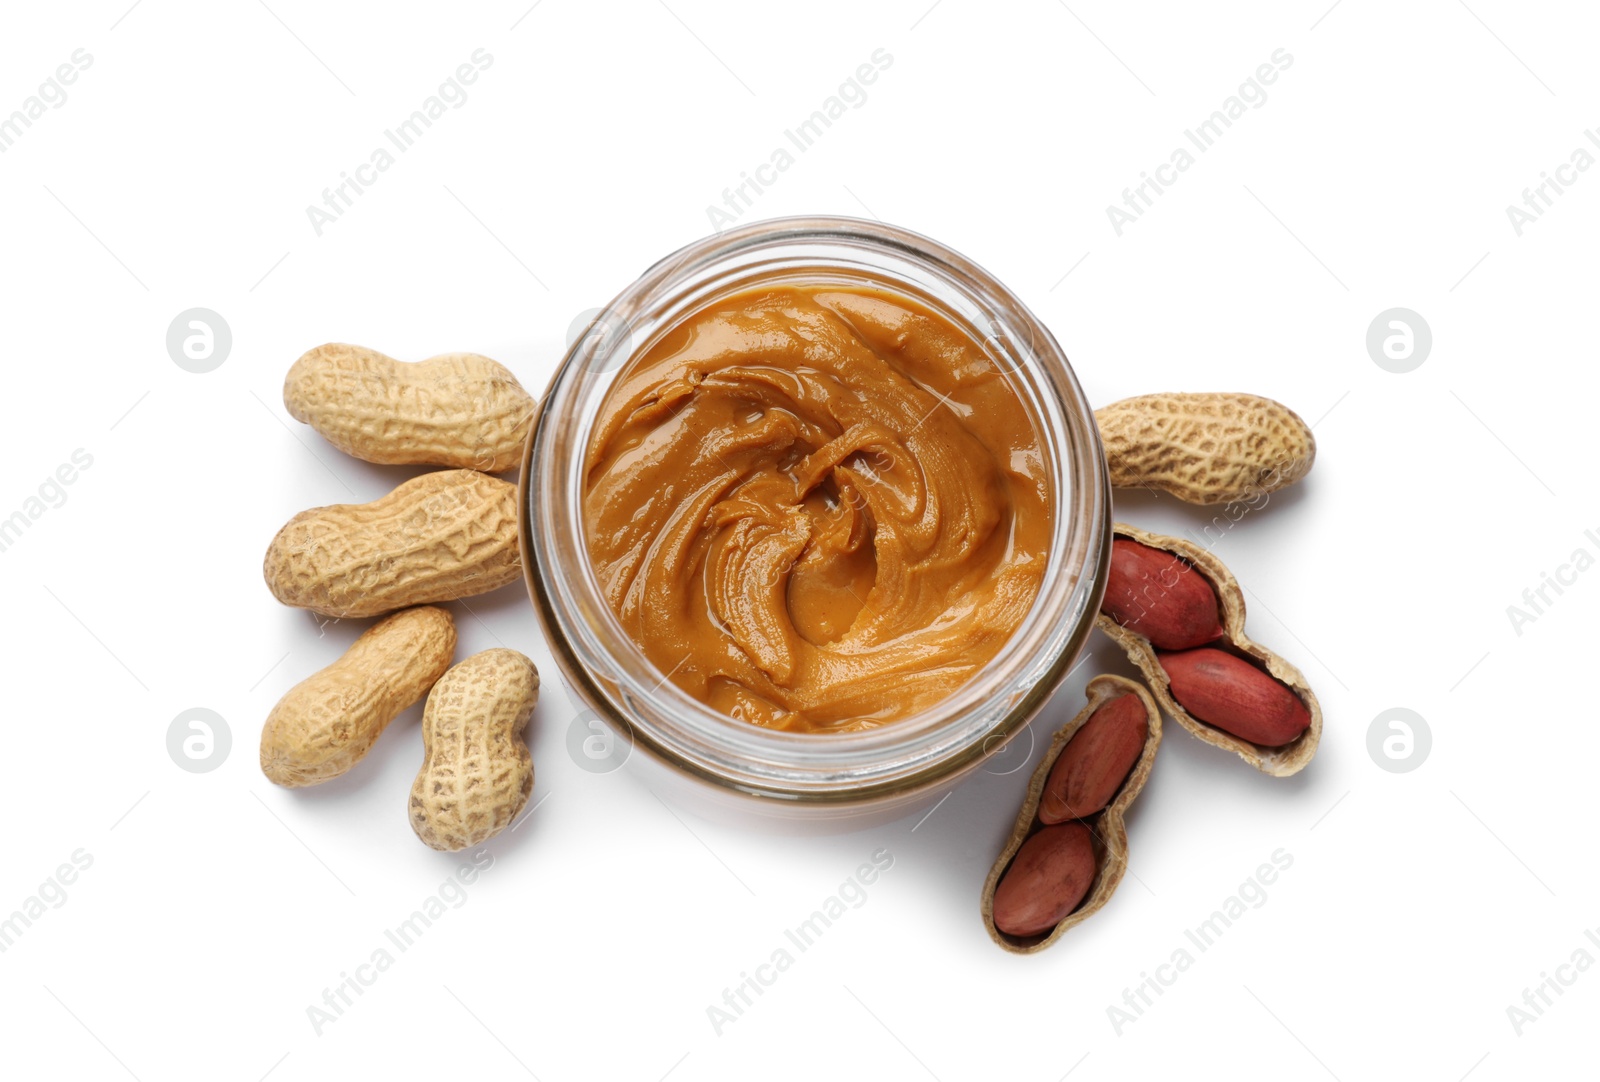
(521, 216), (1110, 823)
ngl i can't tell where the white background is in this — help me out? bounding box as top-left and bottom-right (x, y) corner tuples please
(1, 1), (1594, 1079)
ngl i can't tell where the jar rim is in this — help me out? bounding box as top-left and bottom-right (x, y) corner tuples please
(520, 215), (1110, 805)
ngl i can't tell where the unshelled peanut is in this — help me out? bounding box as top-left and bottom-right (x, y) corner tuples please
(260, 607), (456, 787)
(263, 469), (520, 619)
(1096, 392), (1315, 505)
(1039, 693), (1148, 824)
(1157, 647), (1310, 747)
(991, 823), (1097, 938)
(1102, 539), (1224, 650)
(410, 649), (539, 852)
(284, 344), (535, 473)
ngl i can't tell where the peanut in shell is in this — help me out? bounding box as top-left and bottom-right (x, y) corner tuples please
(284, 343), (536, 473)
(1095, 392), (1314, 505)
(981, 675), (1162, 954)
(1095, 522), (1322, 777)
(263, 469), (521, 619)
(260, 606), (457, 787)
(410, 648), (540, 852)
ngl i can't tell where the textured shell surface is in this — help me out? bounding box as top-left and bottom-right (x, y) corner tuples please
(263, 469), (520, 618)
(260, 606), (457, 787)
(1096, 392), (1315, 505)
(284, 344), (536, 472)
(410, 648), (540, 852)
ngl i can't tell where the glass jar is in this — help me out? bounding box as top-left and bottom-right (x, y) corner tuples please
(519, 216), (1109, 822)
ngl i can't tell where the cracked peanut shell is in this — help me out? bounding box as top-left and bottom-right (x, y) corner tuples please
(1095, 522), (1322, 776)
(981, 675), (1162, 954)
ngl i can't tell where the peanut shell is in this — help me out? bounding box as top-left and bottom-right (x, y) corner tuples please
(260, 606), (456, 787)
(1096, 392), (1314, 505)
(410, 648), (539, 852)
(1095, 522), (1322, 776)
(263, 469), (521, 619)
(284, 344), (535, 473)
(981, 675), (1162, 954)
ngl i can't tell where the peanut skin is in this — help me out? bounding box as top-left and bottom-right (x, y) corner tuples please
(410, 649), (539, 852)
(263, 469), (520, 619)
(1157, 647), (1310, 747)
(992, 823), (1097, 938)
(260, 607), (456, 787)
(1102, 539), (1224, 650)
(284, 344), (535, 473)
(1039, 694), (1148, 824)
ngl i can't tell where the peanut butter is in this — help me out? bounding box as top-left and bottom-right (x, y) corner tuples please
(582, 283), (1050, 732)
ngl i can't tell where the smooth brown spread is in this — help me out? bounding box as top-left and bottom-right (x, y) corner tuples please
(582, 283), (1050, 732)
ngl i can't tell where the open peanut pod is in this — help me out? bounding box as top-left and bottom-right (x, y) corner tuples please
(1095, 522), (1321, 777)
(981, 675), (1161, 954)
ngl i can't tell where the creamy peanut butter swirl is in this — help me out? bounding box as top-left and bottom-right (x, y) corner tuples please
(583, 285), (1050, 732)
